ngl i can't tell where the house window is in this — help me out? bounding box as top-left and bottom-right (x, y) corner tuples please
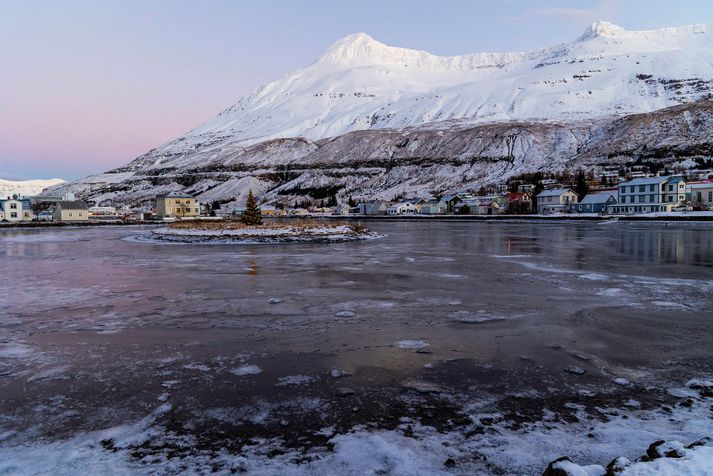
(638, 195), (644, 203)
(709, 191), (712, 202)
(668, 184), (674, 191)
(10, 203), (17, 209)
(11, 212), (17, 218)
(650, 185), (655, 192)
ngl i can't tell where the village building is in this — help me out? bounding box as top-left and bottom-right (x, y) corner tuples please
(688, 182), (713, 208)
(156, 192), (200, 219)
(386, 201), (419, 215)
(609, 176), (686, 214)
(356, 201), (388, 215)
(476, 200), (501, 215)
(536, 188), (578, 214)
(0, 195), (33, 222)
(419, 200), (447, 214)
(260, 205), (283, 217)
(53, 200), (89, 222)
(506, 192), (532, 213)
(575, 191), (618, 213)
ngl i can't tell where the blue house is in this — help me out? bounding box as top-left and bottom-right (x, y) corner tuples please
(575, 191), (617, 213)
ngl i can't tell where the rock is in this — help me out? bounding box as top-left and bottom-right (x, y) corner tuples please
(687, 379), (713, 397)
(645, 440), (685, 460)
(444, 458), (456, 468)
(334, 311), (355, 318)
(687, 437), (712, 449)
(402, 381), (444, 394)
(542, 456), (575, 476)
(335, 387), (356, 396)
(416, 348), (432, 354)
(612, 377), (630, 386)
(574, 353), (591, 361)
(268, 298), (282, 304)
(330, 368), (350, 378)
(565, 366), (586, 375)
(605, 456), (631, 474)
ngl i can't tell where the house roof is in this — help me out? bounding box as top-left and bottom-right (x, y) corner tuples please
(507, 192), (529, 201)
(689, 181), (713, 189)
(55, 200), (88, 210)
(618, 176), (670, 187)
(160, 191), (194, 199)
(579, 192), (616, 205)
(537, 188), (574, 197)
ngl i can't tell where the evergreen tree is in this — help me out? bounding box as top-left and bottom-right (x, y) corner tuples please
(574, 170), (589, 198)
(241, 190), (262, 226)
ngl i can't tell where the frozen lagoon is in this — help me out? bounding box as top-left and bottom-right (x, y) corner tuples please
(0, 221), (712, 474)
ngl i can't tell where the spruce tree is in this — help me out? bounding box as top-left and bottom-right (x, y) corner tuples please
(574, 170), (589, 199)
(241, 190), (262, 226)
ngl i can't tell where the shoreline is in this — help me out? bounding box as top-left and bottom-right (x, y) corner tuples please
(2, 214), (713, 230)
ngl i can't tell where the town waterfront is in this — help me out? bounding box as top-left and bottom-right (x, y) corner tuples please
(1, 221), (712, 473)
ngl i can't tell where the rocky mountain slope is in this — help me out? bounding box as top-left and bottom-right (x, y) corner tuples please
(51, 22), (713, 207)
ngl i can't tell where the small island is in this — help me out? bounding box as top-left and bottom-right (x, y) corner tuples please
(151, 220), (379, 244)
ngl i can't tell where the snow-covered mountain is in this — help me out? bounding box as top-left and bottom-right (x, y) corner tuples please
(0, 178), (66, 198)
(119, 21), (713, 172)
(52, 21), (713, 206)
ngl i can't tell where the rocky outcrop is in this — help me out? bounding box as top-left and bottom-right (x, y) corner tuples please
(542, 436), (713, 475)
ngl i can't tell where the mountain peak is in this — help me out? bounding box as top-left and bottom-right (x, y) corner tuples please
(318, 32), (393, 63)
(577, 20), (627, 42)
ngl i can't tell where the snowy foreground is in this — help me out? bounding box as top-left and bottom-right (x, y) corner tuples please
(0, 380), (710, 475)
(150, 223), (381, 244)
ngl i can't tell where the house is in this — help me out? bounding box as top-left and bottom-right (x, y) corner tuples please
(334, 203), (351, 215)
(517, 184), (535, 193)
(438, 195), (463, 214)
(386, 201), (419, 215)
(536, 188), (578, 214)
(260, 205), (283, 217)
(476, 200), (501, 215)
(419, 200), (447, 215)
(403, 197), (427, 212)
(575, 191), (618, 213)
(609, 176), (685, 214)
(356, 201), (388, 215)
(688, 182), (713, 208)
(452, 202), (473, 215)
(0, 195), (33, 222)
(506, 192), (532, 213)
(53, 200), (89, 222)
(661, 176), (687, 205)
(156, 192), (200, 219)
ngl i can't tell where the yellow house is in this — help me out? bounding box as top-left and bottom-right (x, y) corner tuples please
(53, 200), (89, 222)
(156, 192), (200, 219)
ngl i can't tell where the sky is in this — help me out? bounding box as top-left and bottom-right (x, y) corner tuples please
(1, 0), (712, 180)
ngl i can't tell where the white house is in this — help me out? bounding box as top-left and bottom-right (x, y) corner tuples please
(0, 195), (33, 222)
(689, 182), (713, 208)
(386, 201), (419, 215)
(536, 188), (578, 214)
(53, 200), (89, 222)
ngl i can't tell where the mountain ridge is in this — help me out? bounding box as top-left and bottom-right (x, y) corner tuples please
(51, 21), (713, 207)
